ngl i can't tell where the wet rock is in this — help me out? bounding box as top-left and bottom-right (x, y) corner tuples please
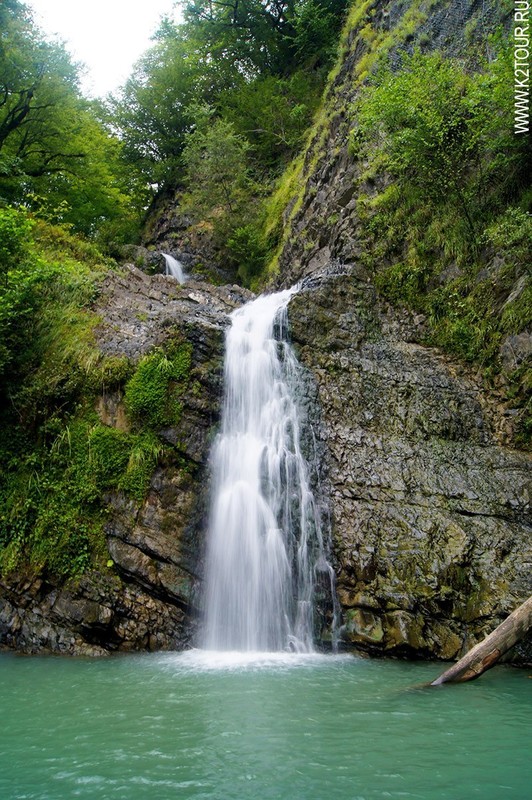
(288, 271), (532, 662)
(0, 267), (252, 656)
(118, 245), (166, 274)
(0, 572), (191, 654)
(94, 266), (251, 362)
(500, 332), (532, 370)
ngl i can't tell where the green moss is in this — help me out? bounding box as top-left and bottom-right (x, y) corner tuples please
(93, 355), (132, 389)
(263, 154), (306, 274)
(124, 342), (192, 429)
(117, 432), (164, 501)
(0, 215), (197, 580)
(349, 2), (430, 84)
(0, 412), (169, 579)
(344, 0), (374, 33)
(190, 261), (224, 285)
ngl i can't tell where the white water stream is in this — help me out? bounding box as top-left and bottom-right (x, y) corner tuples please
(162, 252), (186, 283)
(203, 289), (333, 652)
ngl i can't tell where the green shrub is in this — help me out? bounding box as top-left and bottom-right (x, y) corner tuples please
(227, 223), (267, 284)
(0, 206), (34, 281)
(351, 43), (531, 444)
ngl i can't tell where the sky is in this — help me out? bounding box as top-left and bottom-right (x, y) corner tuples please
(28, 0), (181, 98)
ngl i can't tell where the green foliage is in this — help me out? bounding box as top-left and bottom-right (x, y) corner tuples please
(110, 35), (201, 193)
(85, 424), (163, 503)
(0, 212), (110, 415)
(220, 71), (322, 168)
(0, 209), (156, 579)
(110, 0), (348, 278)
(0, 416), (165, 579)
(293, 0), (349, 68)
(124, 344), (192, 429)
(227, 223), (268, 284)
(356, 50), (527, 235)
(182, 117), (252, 216)
(117, 432), (165, 500)
(0, 207), (34, 281)
(263, 152), (305, 251)
(351, 44), (531, 443)
(179, 113), (279, 283)
(0, 1), (140, 243)
(0, 206), (199, 579)
(485, 207), (532, 261)
(183, 0), (298, 77)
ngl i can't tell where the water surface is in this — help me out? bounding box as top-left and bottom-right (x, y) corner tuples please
(1, 651), (530, 799)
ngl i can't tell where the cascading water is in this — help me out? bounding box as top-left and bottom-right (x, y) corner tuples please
(202, 289), (334, 653)
(162, 252), (186, 283)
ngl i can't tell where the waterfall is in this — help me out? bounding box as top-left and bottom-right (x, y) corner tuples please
(202, 289), (332, 653)
(161, 252), (186, 283)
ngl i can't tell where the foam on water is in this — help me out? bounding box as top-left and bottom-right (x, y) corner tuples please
(157, 649), (351, 673)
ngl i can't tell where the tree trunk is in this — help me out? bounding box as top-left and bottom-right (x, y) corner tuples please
(431, 595), (532, 686)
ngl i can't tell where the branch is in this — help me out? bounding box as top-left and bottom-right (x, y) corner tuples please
(431, 595), (532, 685)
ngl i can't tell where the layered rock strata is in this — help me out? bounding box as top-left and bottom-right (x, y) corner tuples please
(0, 267), (251, 655)
(288, 268), (532, 660)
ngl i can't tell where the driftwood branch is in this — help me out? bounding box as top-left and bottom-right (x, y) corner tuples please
(431, 595), (532, 685)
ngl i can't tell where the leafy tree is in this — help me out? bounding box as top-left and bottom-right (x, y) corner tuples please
(182, 116), (252, 215)
(220, 71), (322, 168)
(182, 0), (348, 75)
(183, 0), (298, 75)
(0, 1), (138, 242)
(0, 3), (80, 187)
(111, 34), (202, 194)
(292, 0), (349, 68)
(112, 0), (348, 199)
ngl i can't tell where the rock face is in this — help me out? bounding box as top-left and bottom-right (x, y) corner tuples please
(266, 0), (531, 662)
(288, 268), (532, 661)
(0, 267), (251, 655)
(94, 265), (251, 362)
(140, 190), (234, 285)
(276, 0), (513, 290)
(0, 572), (189, 656)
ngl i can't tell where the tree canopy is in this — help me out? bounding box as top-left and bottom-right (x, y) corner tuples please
(112, 0), (348, 193)
(0, 0), (349, 254)
(0, 0), (138, 242)
(109, 0), (348, 278)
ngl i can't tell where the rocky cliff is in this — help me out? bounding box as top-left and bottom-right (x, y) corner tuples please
(0, 268), (251, 655)
(274, 0), (531, 660)
(289, 268), (531, 660)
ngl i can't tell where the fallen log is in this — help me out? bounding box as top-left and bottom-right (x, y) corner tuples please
(431, 595), (532, 685)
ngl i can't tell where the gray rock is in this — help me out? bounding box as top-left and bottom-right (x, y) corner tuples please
(287, 271), (532, 661)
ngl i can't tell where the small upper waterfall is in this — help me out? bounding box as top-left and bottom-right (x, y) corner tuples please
(202, 289), (332, 652)
(162, 252), (186, 283)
